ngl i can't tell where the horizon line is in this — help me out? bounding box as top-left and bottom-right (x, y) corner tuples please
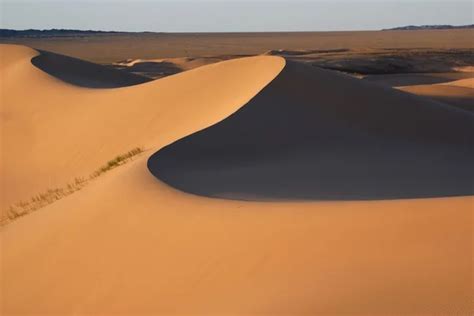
(2, 24), (474, 34)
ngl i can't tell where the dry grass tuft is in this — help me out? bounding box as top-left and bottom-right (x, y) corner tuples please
(6, 177), (88, 222)
(90, 147), (143, 178)
(2, 147), (144, 225)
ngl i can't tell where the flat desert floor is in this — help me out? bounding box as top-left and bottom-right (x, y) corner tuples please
(1, 30), (473, 315)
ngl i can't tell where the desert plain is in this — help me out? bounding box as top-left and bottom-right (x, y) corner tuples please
(1, 29), (473, 315)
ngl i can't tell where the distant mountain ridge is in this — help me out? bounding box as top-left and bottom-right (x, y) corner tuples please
(383, 24), (474, 31)
(0, 29), (133, 38)
(1, 26), (473, 38)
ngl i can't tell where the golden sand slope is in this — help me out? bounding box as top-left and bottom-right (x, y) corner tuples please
(112, 56), (227, 79)
(115, 56), (223, 71)
(398, 78), (474, 111)
(1, 45), (473, 315)
(441, 78), (473, 89)
(1, 44), (284, 215)
(3, 158), (473, 315)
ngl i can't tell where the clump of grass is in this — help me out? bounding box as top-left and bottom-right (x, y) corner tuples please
(90, 147), (143, 178)
(3, 147), (144, 225)
(6, 177), (88, 222)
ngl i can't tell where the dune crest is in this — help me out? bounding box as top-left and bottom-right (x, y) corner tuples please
(112, 56), (235, 79)
(0, 44), (285, 216)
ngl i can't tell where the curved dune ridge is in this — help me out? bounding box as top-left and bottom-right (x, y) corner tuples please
(1, 44), (284, 213)
(149, 60), (474, 200)
(1, 44), (473, 315)
(113, 56), (227, 78)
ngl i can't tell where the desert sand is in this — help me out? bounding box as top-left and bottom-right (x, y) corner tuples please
(1, 43), (473, 315)
(397, 78), (474, 111)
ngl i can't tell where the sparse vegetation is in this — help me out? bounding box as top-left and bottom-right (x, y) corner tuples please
(6, 177), (88, 222)
(2, 147), (144, 225)
(90, 147), (143, 178)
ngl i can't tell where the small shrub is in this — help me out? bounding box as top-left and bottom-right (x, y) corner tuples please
(3, 147), (144, 225)
(90, 147), (143, 178)
(5, 177), (88, 222)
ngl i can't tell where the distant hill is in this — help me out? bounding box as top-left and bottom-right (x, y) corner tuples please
(383, 24), (474, 31)
(0, 29), (128, 38)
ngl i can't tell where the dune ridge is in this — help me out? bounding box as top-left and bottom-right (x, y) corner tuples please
(1, 44), (473, 315)
(0, 44), (284, 218)
(112, 56), (229, 79)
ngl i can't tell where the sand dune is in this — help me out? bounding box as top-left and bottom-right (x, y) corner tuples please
(4, 158), (472, 315)
(441, 78), (473, 88)
(150, 61), (473, 200)
(397, 78), (474, 111)
(1, 44), (473, 315)
(113, 56), (229, 79)
(1, 44), (283, 216)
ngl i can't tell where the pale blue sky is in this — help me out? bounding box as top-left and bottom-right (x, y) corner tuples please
(1, 0), (472, 32)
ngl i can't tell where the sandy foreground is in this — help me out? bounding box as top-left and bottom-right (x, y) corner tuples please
(1, 44), (473, 315)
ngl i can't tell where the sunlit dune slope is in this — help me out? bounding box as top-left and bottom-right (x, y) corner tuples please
(113, 56), (227, 78)
(398, 78), (474, 111)
(150, 61), (474, 200)
(440, 78), (473, 88)
(1, 44), (473, 315)
(0, 44), (284, 213)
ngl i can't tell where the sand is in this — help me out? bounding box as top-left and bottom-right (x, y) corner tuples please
(112, 56), (227, 79)
(363, 72), (473, 87)
(1, 44), (283, 214)
(441, 78), (473, 89)
(1, 44), (473, 315)
(150, 61), (473, 200)
(397, 78), (474, 111)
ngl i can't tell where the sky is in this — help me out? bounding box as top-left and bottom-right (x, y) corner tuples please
(1, 0), (472, 32)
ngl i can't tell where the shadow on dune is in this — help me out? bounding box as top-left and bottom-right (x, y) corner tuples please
(31, 50), (152, 88)
(148, 61), (474, 201)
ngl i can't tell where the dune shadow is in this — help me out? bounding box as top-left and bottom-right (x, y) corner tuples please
(31, 50), (152, 88)
(148, 61), (474, 201)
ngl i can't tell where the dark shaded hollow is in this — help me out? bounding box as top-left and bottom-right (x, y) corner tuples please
(31, 50), (152, 88)
(148, 61), (474, 201)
